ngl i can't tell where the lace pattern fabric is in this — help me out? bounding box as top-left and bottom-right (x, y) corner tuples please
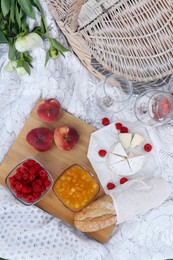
(0, 1), (173, 259)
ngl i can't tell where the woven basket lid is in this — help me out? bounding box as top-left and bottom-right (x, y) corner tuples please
(47, 0), (173, 82)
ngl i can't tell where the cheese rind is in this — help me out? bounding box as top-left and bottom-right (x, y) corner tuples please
(119, 133), (132, 149)
(110, 142), (127, 157)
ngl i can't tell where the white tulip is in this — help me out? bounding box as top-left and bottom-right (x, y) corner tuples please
(5, 61), (17, 71)
(15, 32), (43, 52)
(16, 67), (28, 76)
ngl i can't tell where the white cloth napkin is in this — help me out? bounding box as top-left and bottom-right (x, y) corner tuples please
(87, 122), (161, 191)
(110, 177), (171, 224)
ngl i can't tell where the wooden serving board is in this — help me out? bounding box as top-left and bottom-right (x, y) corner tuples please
(0, 99), (115, 243)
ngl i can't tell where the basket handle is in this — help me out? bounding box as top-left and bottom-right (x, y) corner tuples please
(65, 0), (85, 32)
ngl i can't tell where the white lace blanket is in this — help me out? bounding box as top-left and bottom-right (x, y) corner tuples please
(0, 1), (173, 259)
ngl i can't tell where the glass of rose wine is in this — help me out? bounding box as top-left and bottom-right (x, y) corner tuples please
(134, 90), (173, 126)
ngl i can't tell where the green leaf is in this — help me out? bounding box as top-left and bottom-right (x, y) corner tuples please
(31, 0), (42, 12)
(23, 60), (30, 74)
(0, 29), (9, 43)
(17, 0), (36, 20)
(15, 3), (21, 29)
(8, 42), (18, 60)
(1, 0), (10, 17)
(50, 38), (69, 53)
(10, 0), (15, 22)
(45, 50), (50, 67)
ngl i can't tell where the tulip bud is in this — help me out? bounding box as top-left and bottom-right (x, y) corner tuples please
(49, 48), (58, 58)
(16, 66), (28, 76)
(5, 61), (17, 71)
(15, 33), (43, 53)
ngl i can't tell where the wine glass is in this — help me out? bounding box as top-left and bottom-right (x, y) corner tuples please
(95, 74), (133, 113)
(134, 90), (173, 126)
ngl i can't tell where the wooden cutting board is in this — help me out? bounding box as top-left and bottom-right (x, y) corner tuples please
(0, 99), (115, 243)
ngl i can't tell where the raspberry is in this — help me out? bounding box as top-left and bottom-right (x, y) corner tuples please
(8, 176), (16, 184)
(16, 191), (23, 198)
(39, 170), (48, 179)
(29, 174), (36, 182)
(102, 117), (110, 126)
(26, 159), (36, 167)
(33, 184), (41, 193)
(41, 186), (46, 192)
(20, 167), (28, 174)
(15, 172), (23, 180)
(29, 167), (37, 174)
(115, 123), (122, 130)
(33, 192), (41, 199)
(15, 182), (23, 192)
(22, 186), (29, 193)
(120, 127), (128, 133)
(10, 182), (16, 190)
(144, 143), (152, 152)
(26, 194), (35, 203)
(98, 149), (107, 157)
(44, 179), (51, 187)
(35, 179), (43, 186)
(120, 177), (128, 184)
(107, 182), (116, 190)
(23, 172), (29, 180)
(22, 162), (29, 168)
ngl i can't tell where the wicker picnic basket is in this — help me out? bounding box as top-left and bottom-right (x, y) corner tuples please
(46, 0), (173, 82)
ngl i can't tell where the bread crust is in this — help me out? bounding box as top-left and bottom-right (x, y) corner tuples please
(74, 195), (116, 232)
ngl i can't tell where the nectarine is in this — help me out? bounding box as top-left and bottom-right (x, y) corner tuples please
(54, 126), (79, 151)
(26, 127), (54, 152)
(37, 99), (61, 122)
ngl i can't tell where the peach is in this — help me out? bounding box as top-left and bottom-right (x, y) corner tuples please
(26, 127), (54, 152)
(37, 99), (61, 122)
(54, 126), (79, 151)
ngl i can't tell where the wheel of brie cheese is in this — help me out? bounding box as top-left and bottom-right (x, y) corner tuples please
(107, 133), (145, 176)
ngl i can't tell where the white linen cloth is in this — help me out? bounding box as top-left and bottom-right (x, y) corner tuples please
(0, 1), (173, 260)
(110, 177), (171, 224)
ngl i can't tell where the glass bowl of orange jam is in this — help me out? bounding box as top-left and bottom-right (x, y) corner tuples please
(53, 164), (100, 212)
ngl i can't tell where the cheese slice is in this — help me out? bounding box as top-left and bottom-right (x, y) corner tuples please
(107, 153), (125, 166)
(110, 142), (127, 157)
(109, 159), (126, 173)
(119, 133), (132, 149)
(128, 155), (145, 174)
(114, 159), (132, 176)
(130, 133), (144, 149)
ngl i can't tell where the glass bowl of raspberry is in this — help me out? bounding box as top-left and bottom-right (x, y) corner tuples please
(5, 158), (54, 206)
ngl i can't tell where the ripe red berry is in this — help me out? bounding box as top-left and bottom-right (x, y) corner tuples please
(41, 186), (46, 192)
(29, 167), (37, 174)
(44, 179), (51, 187)
(144, 143), (152, 152)
(120, 177), (128, 184)
(39, 170), (48, 179)
(98, 149), (107, 157)
(23, 172), (29, 180)
(120, 127), (128, 133)
(26, 159), (36, 167)
(15, 182), (23, 192)
(102, 117), (110, 126)
(33, 192), (41, 199)
(16, 191), (23, 198)
(33, 184), (41, 193)
(115, 123), (122, 130)
(26, 194), (35, 203)
(20, 167), (28, 174)
(107, 182), (116, 190)
(8, 176), (16, 184)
